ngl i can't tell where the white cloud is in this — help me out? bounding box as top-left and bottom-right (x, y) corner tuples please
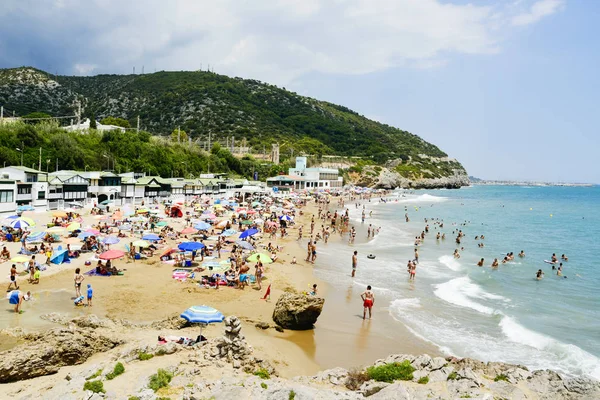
(512, 0), (565, 26)
(0, 0), (566, 85)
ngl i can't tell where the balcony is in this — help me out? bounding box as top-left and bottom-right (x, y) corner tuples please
(88, 185), (120, 194)
(16, 193), (33, 201)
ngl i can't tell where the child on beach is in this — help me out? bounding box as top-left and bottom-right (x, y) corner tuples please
(361, 285), (375, 320)
(87, 284), (93, 307)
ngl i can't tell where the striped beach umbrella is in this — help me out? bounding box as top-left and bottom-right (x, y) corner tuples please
(180, 305), (225, 325)
(10, 218), (35, 229)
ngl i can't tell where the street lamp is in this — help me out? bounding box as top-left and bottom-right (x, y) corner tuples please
(103, 155), (111, 171)
(180, 161), (187, 178)
(15, 141), (24, 166)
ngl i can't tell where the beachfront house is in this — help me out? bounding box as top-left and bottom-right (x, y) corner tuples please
(47, 171), (90, 208)
(135, 176), (172, 199)
(119, 174), (145, 204)
(0, 166), (48, 209)
(80, 171), (122, 203)
(266, 175), (305, 192)
(288, 156), (343, 191)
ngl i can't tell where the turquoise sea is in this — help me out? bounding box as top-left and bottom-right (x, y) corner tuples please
(315, 185), (600, 379)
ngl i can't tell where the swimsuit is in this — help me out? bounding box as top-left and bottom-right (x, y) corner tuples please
(363, 298), (373, 308)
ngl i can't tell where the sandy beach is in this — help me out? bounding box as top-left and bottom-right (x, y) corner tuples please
(0, 195), (438, 381)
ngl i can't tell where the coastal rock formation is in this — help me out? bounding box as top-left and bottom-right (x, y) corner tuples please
(272, 292), (324, 330)
(0, 327), (121, 383)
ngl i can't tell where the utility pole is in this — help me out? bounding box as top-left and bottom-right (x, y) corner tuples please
(38, 147), (42, 171)
(19, 141), (24, 166)
(136, 115), (140, 133)
(1, 106), (3, 123)
(177, 126), (181, 144)
(56, 158), (58, 172)
(208, 131), (211, 151)
(142, 66), (144, 74)
(76, 101), (81, 128)
(231, 136), (235, 153)
(133, 66), (135, 75)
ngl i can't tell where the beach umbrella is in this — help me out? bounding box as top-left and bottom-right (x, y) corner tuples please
(10, 218), (35, 229)
(156, 221), (168, 227)
(102, 236), (120, 245)
(235, 240), (254, 250)
(112, 211), (123, 220)
(86, 228), (101, 236)
(133, 240), (150, 248)
(180, 305), (225, 329)
(265, 221), (278, 227)
(201, 213), (217, 220)
(52, 211), (68, 218)
(239, 228), (259, 239)
(136, 208), (149, 214)
(118, 224), (132, 231)
(254, 218), (264, 225)
(247, 253), (273, 263)
(11, 255), (29, 263)
(247, 210), (257, 215)
(78, 232), (94, 239)
(17, 205), (35, 212)
(99, 249), (126, 260)
(25, 231), (45, 243)
(221, 229), (237, 236)
(178, 241), (205, 252)
(181, 227), (197, 234)
(100, 199), (113, 205)
(251, 201), (262, 207)
(240, 220), (254, 226)
(64, 237), (81, 244)
(216, 220), (228, 229)
(194, 222), (211, 231)
(66, 222), (81, 231)
(202, 260), (222, 268)
(142, 233), (160, 241)
(279, 215), (293, 221)
(97, 204), (107, 210)
(46, 226), (65, 233)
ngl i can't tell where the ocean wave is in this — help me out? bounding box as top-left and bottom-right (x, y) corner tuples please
(390, 298), (421, 309)
(433, 276), (507, 315)
(396, 193), (449, 204)
(438, 255), (462, 271)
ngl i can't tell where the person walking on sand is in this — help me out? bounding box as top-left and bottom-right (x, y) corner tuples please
(8, 264), (19, 291)
(352, 250), (358, 277)
(74, 268), (84, 297)
(311, 241), (317, 263)
(361, 285), (374, 320)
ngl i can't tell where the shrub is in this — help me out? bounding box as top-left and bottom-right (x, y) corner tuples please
(261, 382), (268, 389)
(253, 368), (270, 380)
(494, 374), (509, 382)
(139, 352), (154, 361)
(447, 371), (458, 380)
(128, 397), (141, 400)
(83, 380), (105, 394)
(86, 369), (103, 380)
(148, 369), (173, 392)
(366, 361), (415, 383)
(288, 390), (296, 400)
(418, 376), (429, 384)
(345, 368), (369, 390)
(106, 362), (125, 380)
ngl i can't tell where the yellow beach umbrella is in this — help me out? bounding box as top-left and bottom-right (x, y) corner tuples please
(66, 222), (81, 231)
(136, 208), (149, 214)
(52, 211), (67, 218)
(247, 253), (273, 263)
(46, 226), (65, 233)
(132, 240), (150, 248)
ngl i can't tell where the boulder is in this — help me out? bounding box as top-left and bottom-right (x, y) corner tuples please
(272, 292), (324, 330)
(369, 382), (411, 400)
(0, 328), (121, 383)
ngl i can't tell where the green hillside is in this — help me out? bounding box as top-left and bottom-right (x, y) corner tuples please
(0, 67), (449, 163)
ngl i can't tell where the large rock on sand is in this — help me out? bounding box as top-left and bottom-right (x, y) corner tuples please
(272, 292), (324, 330)
(0, 328), (121, 383)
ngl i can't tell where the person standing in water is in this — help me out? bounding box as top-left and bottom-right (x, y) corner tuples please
(361, 285), (374, 320)
(352, 251), (358, 277)
(7, 290), (30, 313)
(8, 264), (18, 291)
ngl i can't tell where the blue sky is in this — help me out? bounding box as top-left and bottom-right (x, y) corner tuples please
(0, 0), (597, 183)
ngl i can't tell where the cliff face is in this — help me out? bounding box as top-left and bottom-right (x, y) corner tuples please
(346, 156), (470, 189)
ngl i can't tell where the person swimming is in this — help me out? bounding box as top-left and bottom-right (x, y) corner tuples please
(477, 258), (484, 267)
(518, 250), (525, 258)
(536, 269), (544, 280)
(561, 254), (568, 261)
(491, 258), (499, 268)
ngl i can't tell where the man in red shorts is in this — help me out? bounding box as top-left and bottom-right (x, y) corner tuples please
(361, 285), (375, 320)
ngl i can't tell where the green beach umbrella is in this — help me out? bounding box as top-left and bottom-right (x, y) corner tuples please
(247, 253), (273, 264)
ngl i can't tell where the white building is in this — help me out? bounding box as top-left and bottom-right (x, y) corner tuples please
(0, 166), (48, 209)
(79, 171), (122, 203)
(64, 118), (126, 132)
(0, 177), (17, 214)
(286, 157), (343, 190)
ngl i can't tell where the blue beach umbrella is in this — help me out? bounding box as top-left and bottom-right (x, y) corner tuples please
(235, 240), (254, 250)
(102, 236), (120, 245)
(180, 305), (225, 324)
(10, 218), (35, 229)
(17, 205), (35, 212)
(239, 228), (259, 239)
(78, 232), (94, 239)
(279, 215), (293, 221)
(221, 229), (237, 236)
(178, 241), (205, 252)
(142, 233), (161, 241)
(194, 222), (211, 231)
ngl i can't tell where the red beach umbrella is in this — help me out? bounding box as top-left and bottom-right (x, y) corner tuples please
(99, 250), (126, 260)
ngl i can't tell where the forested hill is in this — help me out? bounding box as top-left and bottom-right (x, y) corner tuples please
(0, 67), (449, 163)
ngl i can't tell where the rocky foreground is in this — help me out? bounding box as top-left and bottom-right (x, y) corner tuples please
(1, 314), (598, 400)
